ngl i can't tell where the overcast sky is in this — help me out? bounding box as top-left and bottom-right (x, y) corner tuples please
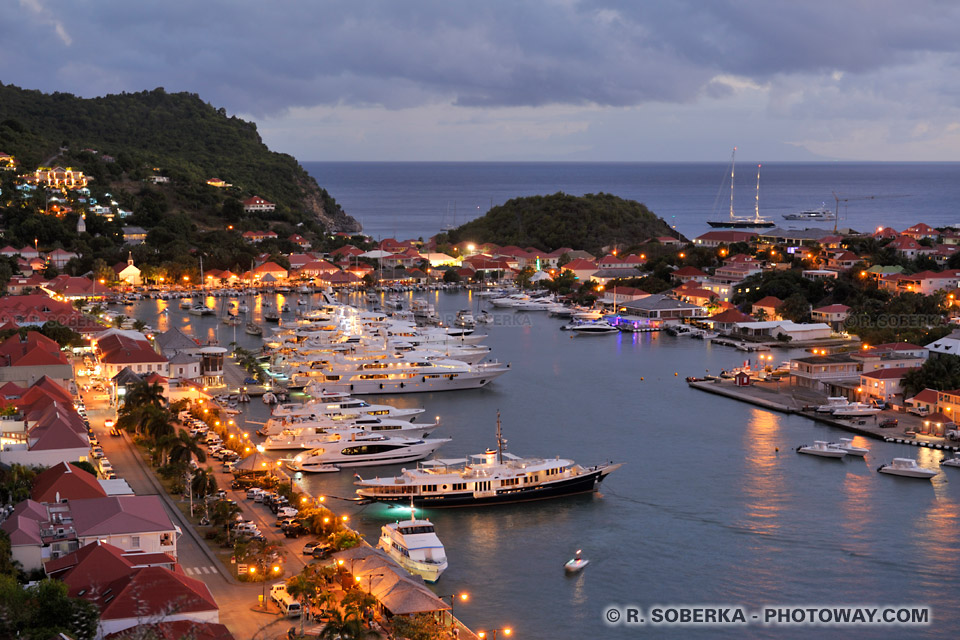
(4, 0), (960, 162)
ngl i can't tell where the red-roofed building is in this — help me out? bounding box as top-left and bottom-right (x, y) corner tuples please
(600, 286), (649, 305)
(252, 261), (289, 280)
(106, 621), (234, 640)
(674, 287), (720, 308)
(873, 227), (899, 240)
(693, 230), (758, 248)
(811, 304), (851, 329)
(866, 342), (929, 360)
(242, 196), (275, 213)
(0, 331), (73, 386)
(705, 308), (756, 332)
(241, 230), (278, 243)
(296, 260), (340, 277)
(32, 462), (108, 503)
(751, 296), (783, 321)
(902, 223), (939, 241)
(330, 244), (364, 259)
(53, 542), (218, 637)
(906, 388), (939, 415)
(824, 250), (861, 272)
(859, 367), (919, 403)
(888, 235), (935, 260)
(43, 275), (96, 299)
(560, 258), (598, 281)
(96, 332), (169, 378)
(288, 234), (310, 249)
(672, 266), (710, 284)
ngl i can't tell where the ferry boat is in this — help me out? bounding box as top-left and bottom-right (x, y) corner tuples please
(355, 414), (621, 507)
(285, 434), (450, 471)
(378, 508), (448, 582)
(877, 458), (938, 479)
(796, 441), (847, 458)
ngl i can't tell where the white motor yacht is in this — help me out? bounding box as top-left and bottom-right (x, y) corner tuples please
(567, 320), (618, 335)
(378, 510), (448, 582)
(829, 437), (869, 456)
(285, 434), (450, 470)
(796, 441), (847, 458)
(262, 418), (437, 449)
(489, 293), (530, 308)
(877, 458), (938, 479)
(832, 402), (882, 417)
(816, 397), (849, 413)
(941, 454), (960, 469)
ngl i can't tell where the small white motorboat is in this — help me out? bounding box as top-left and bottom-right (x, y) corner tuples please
(832, 402), (882, 417)
(796, 441), (847, 458)
(829, 437), (869, 457)
(564, 549), (589, 574)
(878, 458), (938, 479)
(816, 397), (849, 413)
(941, 455), (960, 469)
(566, 320), (618, 334)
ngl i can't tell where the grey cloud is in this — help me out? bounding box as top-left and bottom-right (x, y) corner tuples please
(3, 0), (960, 118)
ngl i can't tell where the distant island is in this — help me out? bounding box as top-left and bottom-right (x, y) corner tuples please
(438, 192), (683, 255)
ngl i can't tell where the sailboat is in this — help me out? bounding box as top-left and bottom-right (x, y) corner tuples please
(707, 149), (775, 229)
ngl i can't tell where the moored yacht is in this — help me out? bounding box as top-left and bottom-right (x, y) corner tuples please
(829, 437), (869, 456)
(832, 402), (882, 417)
(355, 414), (621, 507)
(378, 509), (448, 582)
(796, 441), (847, 458)
(285, 434), (450, 471)
(261, 418), (437, 449)
(877, 458), (938, 479)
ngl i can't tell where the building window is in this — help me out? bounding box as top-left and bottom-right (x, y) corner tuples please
(131, 536), (140, 548)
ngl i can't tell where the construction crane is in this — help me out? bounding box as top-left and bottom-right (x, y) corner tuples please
(831, 192), (910, 233)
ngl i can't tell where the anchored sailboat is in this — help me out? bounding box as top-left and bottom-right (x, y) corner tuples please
(707, 148), (775, 229)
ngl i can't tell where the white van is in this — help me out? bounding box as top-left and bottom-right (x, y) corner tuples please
(270, 583), (301, 618)
(246, 488), (264, 500)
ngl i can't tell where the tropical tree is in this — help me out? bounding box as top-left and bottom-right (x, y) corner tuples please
(190, 469), (218, 514)
(132, 319), (148, 332)
(169, 431), (206, 466)
(287, 570), (320, 636)
(342, 589), (377, 619)
(318, 609), (375, 640)
(211, 499), (242, 531)
(0, 464), (38, 504)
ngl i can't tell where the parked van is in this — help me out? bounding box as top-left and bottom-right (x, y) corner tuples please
(98, 458), (114, 477)
(270, 583), (301, 618)
(246, 488), (264, 500)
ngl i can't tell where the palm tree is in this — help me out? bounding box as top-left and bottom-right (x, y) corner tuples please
(286, 571), (320, 636)
(124, 381), (166, 409)
(317, 610), (373, 640)
(132, 319), (148, 332)
(141, 404), (176, 441)
(169, 431), (206, 466)
(211, 500), (241, 534)
(191, 469), (218, 505)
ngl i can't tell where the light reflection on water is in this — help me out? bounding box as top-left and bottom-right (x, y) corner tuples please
(128, 292), (960, 639)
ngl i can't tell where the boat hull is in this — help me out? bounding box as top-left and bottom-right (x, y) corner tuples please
(379, 541), (447, 582)
(707, 220), (776, 228)
(358, 465), (616, 508)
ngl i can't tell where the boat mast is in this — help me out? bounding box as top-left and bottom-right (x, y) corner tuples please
(754, 163), (762, 222)
(729, 147), (736, 221)
(496, 411), (505, 464)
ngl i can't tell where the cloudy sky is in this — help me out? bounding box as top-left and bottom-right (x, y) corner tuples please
(4, 0), (960, 161)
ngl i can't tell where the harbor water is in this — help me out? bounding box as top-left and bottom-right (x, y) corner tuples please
(130, 291), (960, 639)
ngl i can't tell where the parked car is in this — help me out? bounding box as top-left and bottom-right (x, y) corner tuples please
(311, 543), (334, 559)
(879, 418), (899, 429)
(91, 446), (104, 459)
(302, 541), (322, 555)
(283, 524), (307, 538)
(276, 506), (298, 519)
(110, 427), (122, 437)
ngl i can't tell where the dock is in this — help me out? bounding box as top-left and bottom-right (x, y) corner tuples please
(688, 378), (960, 450)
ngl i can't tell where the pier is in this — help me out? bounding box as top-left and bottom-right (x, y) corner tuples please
(688, 378), (959, 450)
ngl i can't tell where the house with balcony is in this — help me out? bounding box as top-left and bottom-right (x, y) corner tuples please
(672, 266), (710, 285)
(811, 304), (851, 330)
(888, 235), (936, 260)
(790, 350), (927, 396)
(692, 230), (757, 248)
(858, 367), (918, 403)
(751, 296), (783, 321)
(242, 196), (276, 213)
(902, 223), (939, 241)
(96, 331), (169, 378)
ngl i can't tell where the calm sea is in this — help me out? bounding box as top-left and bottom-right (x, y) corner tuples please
(133, 291), (960, 640)
(303, 161), (960, 242)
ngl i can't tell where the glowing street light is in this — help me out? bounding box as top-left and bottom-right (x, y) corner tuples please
(478, 629), (512, 639)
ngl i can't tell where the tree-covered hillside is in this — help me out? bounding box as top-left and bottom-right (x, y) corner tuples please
(441, 192), (682, 254)
(0, 84), (359, 232)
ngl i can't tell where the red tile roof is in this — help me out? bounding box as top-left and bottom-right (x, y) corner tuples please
(909, 388), (940, 404)
(860, 367), (918, 380)
(105, 621), (234, 640)
(709, 309), (755, 323)
(97, 334), (167, 365)
(32, 462), (107, 503)
(753, 296), (783, 308)
(0, 331), (68, 367)
(813, 304), (851, 313)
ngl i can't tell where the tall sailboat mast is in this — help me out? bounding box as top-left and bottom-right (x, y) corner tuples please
(728, 147), (736, 221)
(754, 163), (762, 222)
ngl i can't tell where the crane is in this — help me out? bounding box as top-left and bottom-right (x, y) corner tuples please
(831, 192), (910, 233)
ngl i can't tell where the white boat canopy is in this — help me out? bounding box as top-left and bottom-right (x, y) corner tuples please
(420, 458), (468, 466)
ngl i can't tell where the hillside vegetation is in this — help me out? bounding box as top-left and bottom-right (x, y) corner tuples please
(0, 83), (359, 232)
(442, 192), (681, 254)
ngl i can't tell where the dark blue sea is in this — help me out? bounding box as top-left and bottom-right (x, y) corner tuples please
(134, 286), (960, 640)
(303, 161), (960, 242)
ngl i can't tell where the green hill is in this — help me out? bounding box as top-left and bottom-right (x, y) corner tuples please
(442, 192), (683, 254)
(0, 83), (359, 233)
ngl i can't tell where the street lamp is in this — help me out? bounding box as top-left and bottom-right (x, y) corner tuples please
(439, 592), (469, 626)
(477, 629), (512, 639)
(355, 572), (384, 595)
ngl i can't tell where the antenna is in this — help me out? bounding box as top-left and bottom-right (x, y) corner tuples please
(496, 411), (505, 465)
